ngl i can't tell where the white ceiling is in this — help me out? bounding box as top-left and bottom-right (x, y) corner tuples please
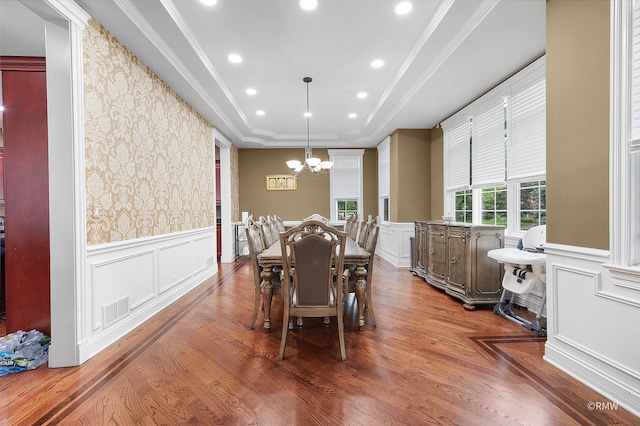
(1, 0), (545, 149)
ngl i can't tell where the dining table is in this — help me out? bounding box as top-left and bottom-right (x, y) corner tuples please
(257, 236), (371, 332)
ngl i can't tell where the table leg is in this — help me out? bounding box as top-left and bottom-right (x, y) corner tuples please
(354, 264), (367, 330)
(260, 266), (274, 332)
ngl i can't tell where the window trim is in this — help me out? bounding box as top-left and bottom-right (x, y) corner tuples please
(607, 0), (640, 275)
(377, 137), (390, 223)
(328, 149), (364, 222)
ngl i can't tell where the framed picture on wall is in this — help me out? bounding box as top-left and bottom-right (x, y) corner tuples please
(266, 174), (297, 191)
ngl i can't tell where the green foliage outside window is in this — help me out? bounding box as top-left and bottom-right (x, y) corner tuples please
(455, 189), (473, 223)
(482, 187), (507, 226)
(337, 200), (358, 221)
(520, 180), (546, 231)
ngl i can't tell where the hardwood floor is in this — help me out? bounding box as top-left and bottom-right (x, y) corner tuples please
(0, 257), (636, 425)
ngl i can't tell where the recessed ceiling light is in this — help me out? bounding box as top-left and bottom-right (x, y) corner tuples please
(200, 0), (217, 5)
(304, 112), (312, 117)
(246, 88), (257, 95)
(348, 113), (357, 118)
(256, 110), (265, 116)
(228, 54), (242, 63)
(357, 92), (367, 99)
(300, 0), (318, 11)
(395, 2), (412, 15)
(371, 59), (384, 68)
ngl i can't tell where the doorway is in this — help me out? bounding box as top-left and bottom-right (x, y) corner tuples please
(0, 0), (86, 367)
(0, 57), (51, 337)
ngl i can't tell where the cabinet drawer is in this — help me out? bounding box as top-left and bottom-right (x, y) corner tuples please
(428, 226), (446, 243)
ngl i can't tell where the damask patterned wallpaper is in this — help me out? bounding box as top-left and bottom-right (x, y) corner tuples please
(83, 19), (215, 245)
(230, 144), (240, 222)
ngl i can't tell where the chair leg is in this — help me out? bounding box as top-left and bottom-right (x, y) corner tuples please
(279, 309), (290, 360)
(337, 311), (346, 361)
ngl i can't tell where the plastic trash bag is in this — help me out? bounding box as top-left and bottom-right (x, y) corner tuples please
(0, 330), (50, 376)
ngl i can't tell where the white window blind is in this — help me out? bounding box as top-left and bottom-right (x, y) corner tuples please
(472, 101), (506, 186)
(331, 153), (361, 199)
(446, 119), (471, 190)
(507, 78), (546, 181)
(378, 139), (390, 197)
(631, 0), (640, 146)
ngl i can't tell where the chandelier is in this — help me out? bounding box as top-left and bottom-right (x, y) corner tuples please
(286, 77), (333, 177)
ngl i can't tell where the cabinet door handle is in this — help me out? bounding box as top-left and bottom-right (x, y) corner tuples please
(450, 256), (457, 264)
(429, 248), (435, 254)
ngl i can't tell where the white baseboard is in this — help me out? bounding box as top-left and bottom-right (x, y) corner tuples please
(545, 342), (640, 417)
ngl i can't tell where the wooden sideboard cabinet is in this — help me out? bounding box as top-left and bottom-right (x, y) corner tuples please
(426, 222), (447, 290)
(412, 221), (428, 278)
(413, 221), (504, 310)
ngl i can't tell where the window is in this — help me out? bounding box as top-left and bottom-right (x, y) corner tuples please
(455, 189), (473, 223)
(519, 180), (546, 231)
(446, 119), (472, 190)
(472, 101), (506, 186)
(482, 187), (507, 226)
(377, 137), (390, 222)
(329, 149), (364, 222)
(336, 200), (358, 220)
(442, 57), (546, 236)
(507, 79), (546, 181)
(383, 197), (389, 222)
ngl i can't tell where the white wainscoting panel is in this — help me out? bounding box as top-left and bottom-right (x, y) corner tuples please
(159, 240), (195, 293)
(376, 222), (414, 267)
(81, 228), (217, 363)
(91, 249), (154, 330)
(543, 243), (640, 417)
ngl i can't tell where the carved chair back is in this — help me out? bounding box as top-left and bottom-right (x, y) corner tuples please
(278, 220), (347, 360)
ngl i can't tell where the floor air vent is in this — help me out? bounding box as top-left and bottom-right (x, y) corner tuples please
(103, 295), (130, 328)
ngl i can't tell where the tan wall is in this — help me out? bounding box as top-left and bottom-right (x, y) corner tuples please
(362, 148), (378, 218)
(83, 19), (214, 245)
(390, 129), (431, 222)
(546, 0), (609, 249)
(430, 127), (444, 220)
(238, 148), (378, 221)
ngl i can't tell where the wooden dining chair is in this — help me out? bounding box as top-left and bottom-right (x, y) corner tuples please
(345, 214), (358, 240)
(273, 214), (285, 232)
(356, 219), (369, 247)
(303, 213), (329, 224)
(246, 219), (281, 329)
(270, 216), (282, 241)
(345, 220), (379, 327)
(258, 216), (277, 248)
(278, 220), (348, 360)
